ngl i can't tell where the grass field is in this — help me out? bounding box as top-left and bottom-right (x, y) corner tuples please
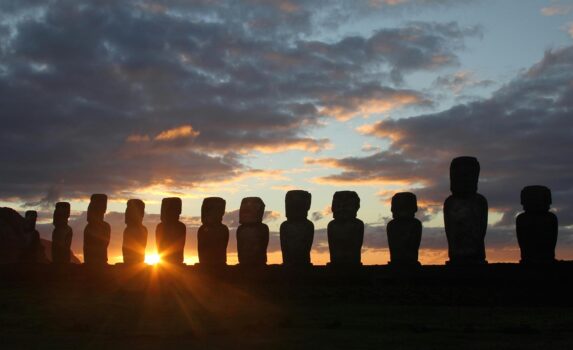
(1, 264), (572, 349)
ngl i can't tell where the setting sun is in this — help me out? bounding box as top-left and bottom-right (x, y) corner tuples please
(145, 253), (161, 265)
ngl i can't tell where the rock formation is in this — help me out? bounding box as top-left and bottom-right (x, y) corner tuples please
(387, 192), (422, 266)
(327, 191), (364, 266)
(280, 190), (314, 266)
(156, 197), (186, 264)
(197, 197), (229, 266)
(83, 194), (111, 265)
(444, 157), (488, 265)
(20, 210), (46, 263)
(52, 202), (73, 264)
(122, 199), (148, 264)
(237, 197), (269, 266)
(516, 185), (558, 264)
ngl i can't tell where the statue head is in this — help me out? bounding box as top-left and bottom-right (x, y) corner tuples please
(53, 202), (71, 226)
(125, 199), (145, 226)
(391, 192), (417, 219)
(332, 191), (360, 220)
(239, 197), (265, 224)
(160, 197), (182, 223)
(25, 210), (38, 230)
(450, 156), (480, 196)
(285, 190), (311, 220)
(87, 194), (107, 223)
(201, 197), (226, 225)
(521, 185), (552, 212)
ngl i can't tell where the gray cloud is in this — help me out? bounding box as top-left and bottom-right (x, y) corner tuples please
(433, 70), (495, 94)
(309, 45), (573, 235)
(1, 1), (478, 204)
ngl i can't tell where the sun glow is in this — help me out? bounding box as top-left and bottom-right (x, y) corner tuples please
(145, 253), (161, 265)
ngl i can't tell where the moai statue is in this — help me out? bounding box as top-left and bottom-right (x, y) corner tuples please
(327, 191), (364, 266)
(52, 202), (73, 264)
(197, 197), (229, 266)
(237, 197), (269, 266)
(444, 157), (488, 265)
(280, 190), (314, 266)
(83, 194), (111, 265)
(156, 197), (186, 264)
(122, 199), (148, 264)
(20, 210), (45, 262)
(516, 186), (558, 264)
(387, 192), (422, 266)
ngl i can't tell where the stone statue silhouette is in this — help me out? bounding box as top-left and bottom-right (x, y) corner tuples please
(327, 191), (364, 266)
(52, 202), (73, 264)
(122, 199), (148, 264)
(387, 192), (422, 266)
(20, 210), (45, 263)
(156, 197), (186, 264)
(516, 185), (558, 264)
(197, 197), (229, 266)
(280, 190), (314, 266)
(83, 194), (111, 265)
(444, 157), (488, 265)
(237, 197), (269, 266)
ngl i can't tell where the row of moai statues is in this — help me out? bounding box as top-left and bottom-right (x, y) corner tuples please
(44, 156), (558, 266)
(442, 156), (558, 265)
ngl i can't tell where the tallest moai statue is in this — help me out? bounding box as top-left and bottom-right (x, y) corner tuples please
(444, 157), (488, 265)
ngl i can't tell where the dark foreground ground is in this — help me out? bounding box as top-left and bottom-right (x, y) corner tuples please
(1, 263), (573, 349)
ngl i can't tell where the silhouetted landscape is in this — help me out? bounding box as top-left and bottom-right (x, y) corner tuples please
(1, 156), (572, 348)
(2, 1), (573, 348)
(2, 263), (573, 349)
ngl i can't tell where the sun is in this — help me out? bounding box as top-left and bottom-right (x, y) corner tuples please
(145, 253), (161, 265)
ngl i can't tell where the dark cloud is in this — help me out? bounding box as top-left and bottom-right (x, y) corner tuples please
(0, 1), (478, 203)
(311, 211), (324, 221)
(309, 46), (573, 235)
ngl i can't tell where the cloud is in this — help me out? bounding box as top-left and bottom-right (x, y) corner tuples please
(361, 143), (381, 153)
(309, 45), (573, 232)
(541, 4), (573, 16)
(319, 85), (430, 120)
(154, 125), (200, 141)
(433, 70), (495, 94)
(0, 1), (478, 203)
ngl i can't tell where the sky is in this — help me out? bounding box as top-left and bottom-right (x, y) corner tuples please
(1, 0), (573, 265)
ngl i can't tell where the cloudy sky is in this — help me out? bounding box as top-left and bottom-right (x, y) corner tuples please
(1, 0), (572, 264)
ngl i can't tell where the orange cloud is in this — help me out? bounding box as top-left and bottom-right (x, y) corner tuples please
(264, 52), (302, 68)
(312, 176), (414, 186)
(369, 0), (409, 7)
(357, 122), (405, 141)
(271, 184), (299, 191)
(126, 134), (151, 143)
(320, 92), (425, 121)
(249, 138), (332, 154)
(155, 125), (200, 141)
(127, 125), (199, 143)
(305, 156), (429, 186)
(541, 5), (572, 16)
(278, 0), (299, 13)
